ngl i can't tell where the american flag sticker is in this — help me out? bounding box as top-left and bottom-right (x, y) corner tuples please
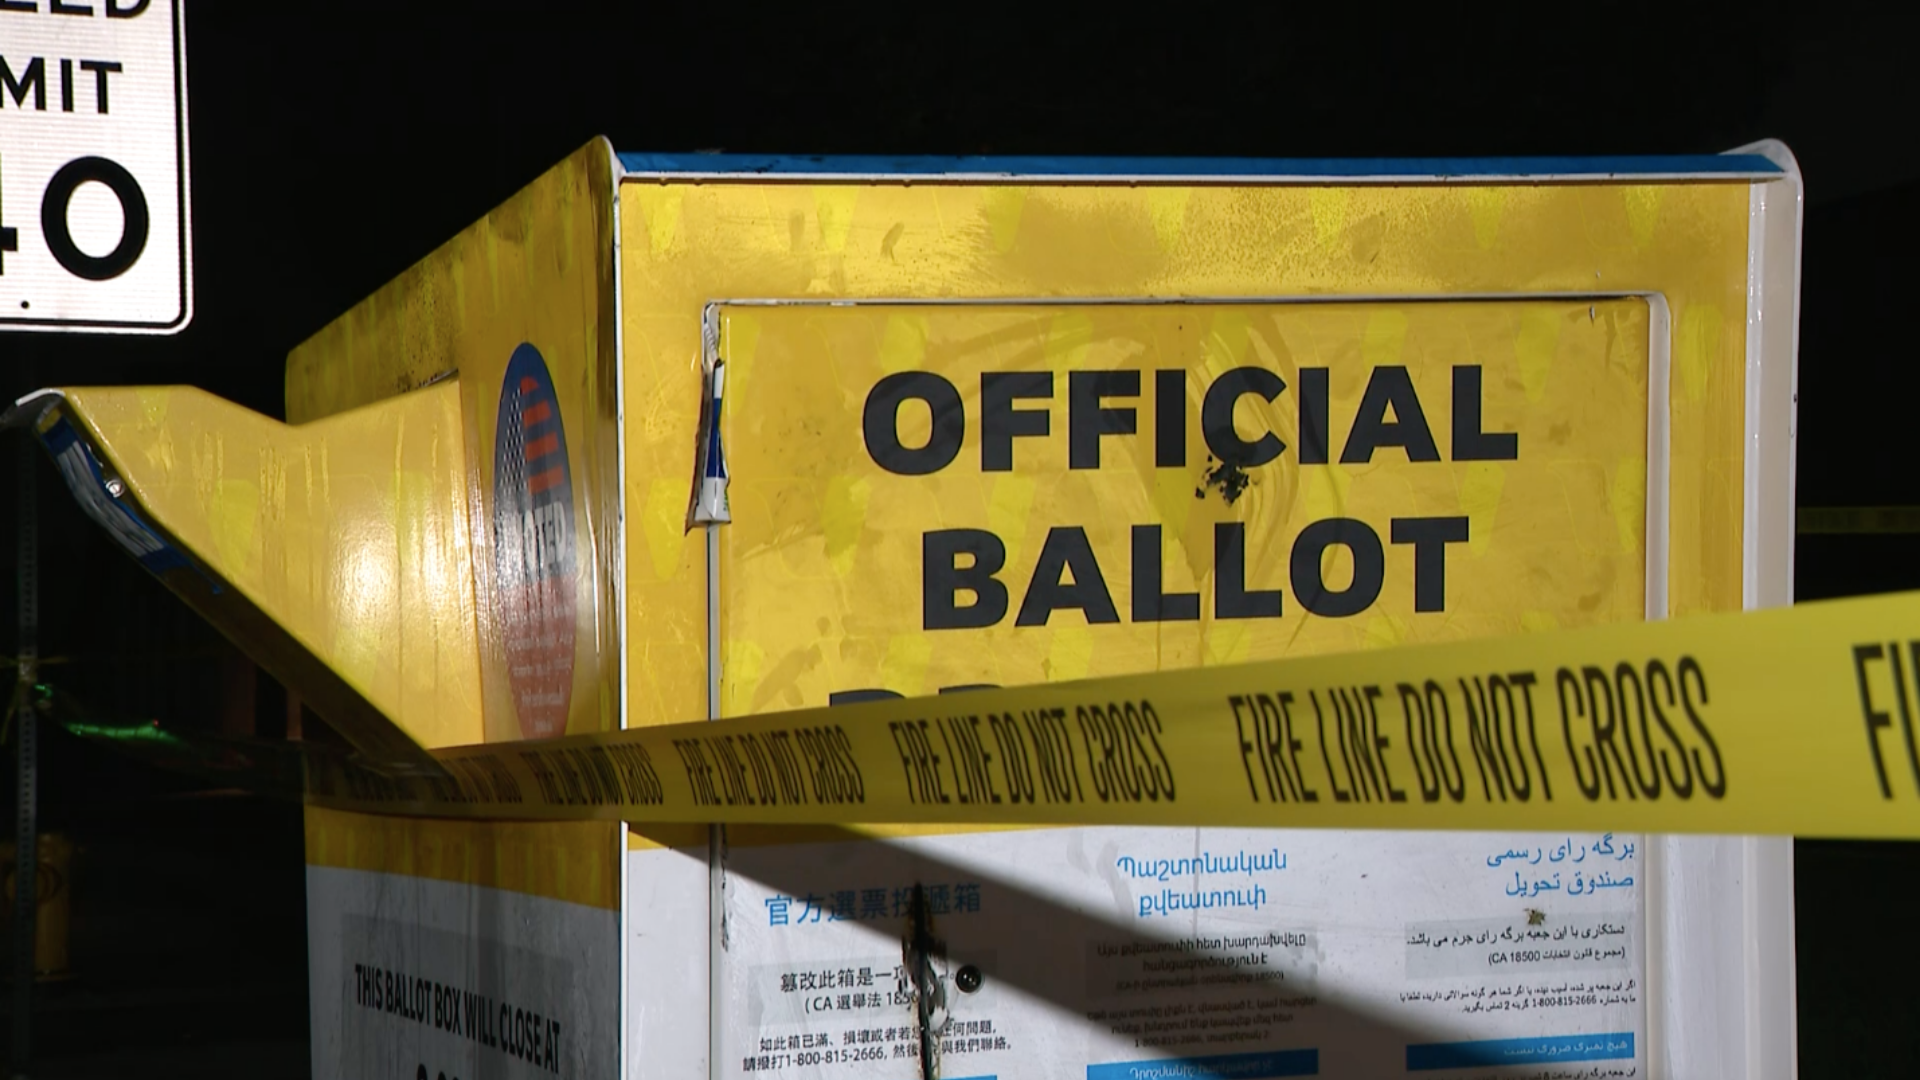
(490, 343), (578, 740)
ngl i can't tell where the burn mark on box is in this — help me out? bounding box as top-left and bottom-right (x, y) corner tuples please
(1197, 454), (1251, 505)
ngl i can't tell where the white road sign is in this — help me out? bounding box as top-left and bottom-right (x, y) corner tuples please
(1, 0), (189, 334)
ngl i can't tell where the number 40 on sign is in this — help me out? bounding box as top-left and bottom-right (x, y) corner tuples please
(0, 0), (191, 335)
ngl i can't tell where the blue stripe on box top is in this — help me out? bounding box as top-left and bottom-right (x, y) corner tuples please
(617, 152), (1781, 180)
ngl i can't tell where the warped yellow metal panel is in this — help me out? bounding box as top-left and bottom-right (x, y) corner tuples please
(285, 138), (623, 747)
(51, 381), (483, 755)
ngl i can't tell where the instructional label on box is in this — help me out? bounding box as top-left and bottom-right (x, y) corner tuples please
(690, 827), (1645, 1078)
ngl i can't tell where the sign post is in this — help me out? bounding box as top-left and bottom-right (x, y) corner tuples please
(9, 402), (36, 1078)
(1, 0), (190, 334)
(3, 2), (189, 1070)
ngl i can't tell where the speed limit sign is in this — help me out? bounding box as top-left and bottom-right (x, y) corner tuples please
(0, 0), (189, 334)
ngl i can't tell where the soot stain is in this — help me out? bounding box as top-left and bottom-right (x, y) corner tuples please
(1197, 454), (1251, 505)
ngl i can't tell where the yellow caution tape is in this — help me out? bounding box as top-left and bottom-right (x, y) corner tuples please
(307, 590), (1920, 838)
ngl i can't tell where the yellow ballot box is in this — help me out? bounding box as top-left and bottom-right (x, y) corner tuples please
(15, 140), (1806, 1079)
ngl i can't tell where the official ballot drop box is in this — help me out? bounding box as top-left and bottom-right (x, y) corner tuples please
(24, 140), (1804, 1078)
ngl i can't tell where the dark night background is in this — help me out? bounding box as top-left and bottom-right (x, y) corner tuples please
(2, 6), (1917, 1077)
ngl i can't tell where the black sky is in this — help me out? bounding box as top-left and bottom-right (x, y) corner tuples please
(5, 9), (1917, 406)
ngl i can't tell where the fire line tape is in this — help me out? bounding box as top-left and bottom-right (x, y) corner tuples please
(303, 590), (1920, 839)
